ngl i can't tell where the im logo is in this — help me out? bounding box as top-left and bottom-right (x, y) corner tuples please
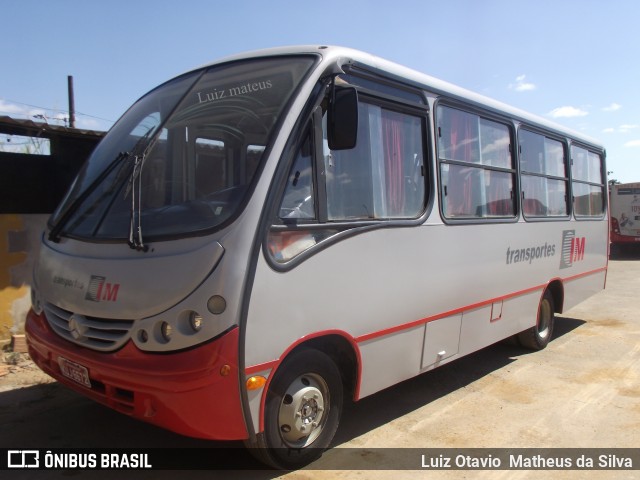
(560, 230), (586, 269)
(85, 275), (120, 302)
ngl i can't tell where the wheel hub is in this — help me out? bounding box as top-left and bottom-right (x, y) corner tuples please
(278, 374), (329, 447)
(538, 299), (552, 338)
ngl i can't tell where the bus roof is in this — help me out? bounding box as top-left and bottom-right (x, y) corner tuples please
(197, 45), (604, 151)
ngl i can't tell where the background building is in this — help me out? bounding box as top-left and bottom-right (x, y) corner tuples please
(0, 116), (104, 342)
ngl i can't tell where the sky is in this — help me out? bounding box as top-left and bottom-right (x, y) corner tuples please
(2, 0), (640, 182)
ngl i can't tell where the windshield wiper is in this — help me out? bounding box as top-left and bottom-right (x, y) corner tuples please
(48, 126), (157, 244)
(125, 126), (159, 252)
(127, 152), (148, 251)
(48, 151), (130, 243)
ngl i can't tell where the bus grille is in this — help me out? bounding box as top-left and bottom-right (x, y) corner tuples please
(43, 302), (134, 352)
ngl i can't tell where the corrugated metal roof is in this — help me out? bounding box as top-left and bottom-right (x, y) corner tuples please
(0, 116), (105, 139)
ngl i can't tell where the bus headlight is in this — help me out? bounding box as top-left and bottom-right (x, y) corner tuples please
(160, 322), (173, 342)
(134, 299), (230, 352)
(189, 312), (203, 332)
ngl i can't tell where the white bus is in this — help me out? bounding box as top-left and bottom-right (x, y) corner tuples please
(610, 182), (640, 248)
(26, 46), (608, 468)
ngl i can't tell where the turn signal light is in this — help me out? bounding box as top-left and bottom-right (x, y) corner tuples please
(246, 376), (267, 390)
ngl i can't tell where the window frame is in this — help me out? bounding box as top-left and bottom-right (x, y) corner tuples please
(277, 123), (318, 222)
(518, 126), (571, 221)
(322, 94), (429, 223)
(265, 78), (432, 269)
(435, 101), (518, 224)
(570, 142), (606, 219)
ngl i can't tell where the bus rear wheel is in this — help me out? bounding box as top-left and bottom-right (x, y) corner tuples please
(252, 348), (343, 469)
(517, 290), (555, 350)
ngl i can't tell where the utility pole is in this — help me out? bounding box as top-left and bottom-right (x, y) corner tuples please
(67, 75), (76, 128)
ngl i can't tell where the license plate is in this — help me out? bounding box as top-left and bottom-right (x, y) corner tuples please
(58, 357), (92, 388)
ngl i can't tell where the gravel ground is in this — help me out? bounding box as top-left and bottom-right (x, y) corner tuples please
(0, 352), (54, 393)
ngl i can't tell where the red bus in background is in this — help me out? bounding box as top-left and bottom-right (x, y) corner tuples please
(610, 182), (640, 249)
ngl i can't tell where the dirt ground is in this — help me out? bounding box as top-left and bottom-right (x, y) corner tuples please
(0, 352), (53, 392)
(1, 255), (639, 479)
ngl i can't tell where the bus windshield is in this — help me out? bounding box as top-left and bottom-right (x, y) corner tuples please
(49, 56), (315, 242)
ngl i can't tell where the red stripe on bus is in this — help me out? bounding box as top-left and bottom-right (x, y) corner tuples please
(245, 360), (278, 376)
(244, 266), (607, 373)
(354, 266), (607, 344)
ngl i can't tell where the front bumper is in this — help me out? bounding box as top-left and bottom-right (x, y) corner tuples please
(25, 309), (247, 441)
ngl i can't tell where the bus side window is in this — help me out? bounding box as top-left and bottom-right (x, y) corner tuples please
(437, 106), (515, 219)
(323, 102), (425, 220)
(571, 146), (604, 217)
(519, 130), (569, 218)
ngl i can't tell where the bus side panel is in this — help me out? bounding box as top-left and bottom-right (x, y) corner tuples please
(421, 313), (462, 370)
(357, 325), (425, 398)
(244, 221), (607, 433)
(457, 292), (539, 357)
(245, 227), (437, 433)
(246, 227), (437, 371)
(561, 218), (609, 312)
(562, 270), (607, 313)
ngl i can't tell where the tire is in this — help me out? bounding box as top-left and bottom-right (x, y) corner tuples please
(517, 289), (555, 350)
(248, 348), (343, 469)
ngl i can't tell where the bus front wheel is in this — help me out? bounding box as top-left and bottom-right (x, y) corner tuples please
(256, 348), (343, 469)
(517, 290), (555, 350)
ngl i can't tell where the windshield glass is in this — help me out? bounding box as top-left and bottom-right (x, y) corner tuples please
(50, 56), (315, 241)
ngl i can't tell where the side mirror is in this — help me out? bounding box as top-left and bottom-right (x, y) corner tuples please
(328, 86), (358, 150)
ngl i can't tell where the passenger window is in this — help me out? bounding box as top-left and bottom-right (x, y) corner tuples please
(571, 145), (604, 217)
(519, 130), (568, 217)
(323, 103), (425, 220)
(269, 95), (427, 265)
(437, 106), (515, 219)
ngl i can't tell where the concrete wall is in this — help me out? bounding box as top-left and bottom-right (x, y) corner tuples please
(0, 214), (48, 341)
